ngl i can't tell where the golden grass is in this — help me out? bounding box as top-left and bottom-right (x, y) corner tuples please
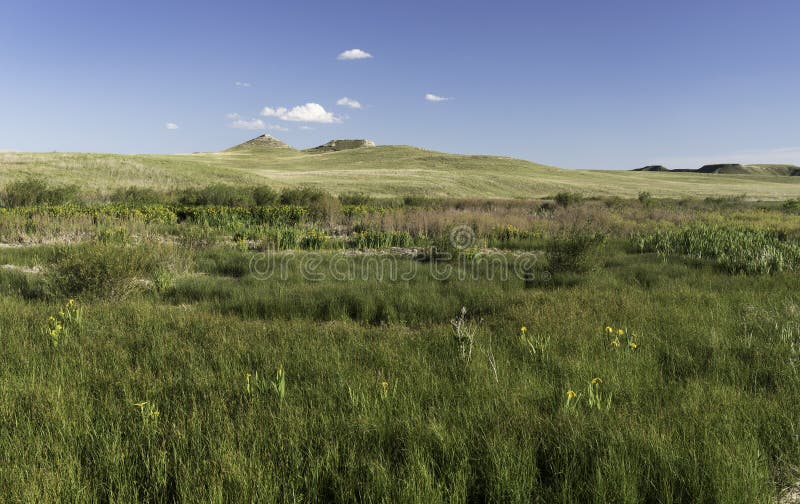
(1, 146), (798, 200)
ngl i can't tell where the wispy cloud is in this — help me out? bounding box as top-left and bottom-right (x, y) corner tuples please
(425, 93), (452, 102)
(337, 48), (372, 60)
(235, 81), (252, 87)
(261, 103), (341, 123)
(655, 147), (800, 170)
(336, 97), (362, 109)
(227, 113), (265, 130)
(267, 123), (289, 132)
(165, 123), (179, 130)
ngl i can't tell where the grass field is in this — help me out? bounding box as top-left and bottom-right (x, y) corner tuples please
(1, 139), (799, 200)
(1, 149), (800, 501)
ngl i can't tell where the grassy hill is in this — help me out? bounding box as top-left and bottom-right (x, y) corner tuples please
(1, 136), (799, 200)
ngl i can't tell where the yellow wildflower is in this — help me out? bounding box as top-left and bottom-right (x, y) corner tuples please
(618, 328), (625, 336)
(629, 342), (638, 350)
(591, 377), (602, 385)
(610, 339), (621, 348)
(521, 326), (527, 334)
(566, 390), (577, 399)
(605, 326), (613, 334)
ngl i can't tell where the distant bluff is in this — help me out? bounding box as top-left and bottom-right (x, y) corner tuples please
(226, 134), (293, 152)
(632, 163), (800, 176)
(306, 139), (376, 153)
(225, 135), (377, 154)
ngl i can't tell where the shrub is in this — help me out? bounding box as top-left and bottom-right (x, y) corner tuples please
(109, 186), (163, 205)
(402, 195), (439, 208)
(47, 244), (159, 299)
(278, 187), (341, 223)
(784, 199), (800, 212)
(545, 230), (606, 273)
(308, 194), (342, 223)
(179, 185), (253, 206)
(1, 178), (79, 207)
(553, 192), (584, 208)
(638, 191), (653, 207)
(279, 187), (326, 206)
(252, 186), (278, 206)
(338, 193), (372, 205)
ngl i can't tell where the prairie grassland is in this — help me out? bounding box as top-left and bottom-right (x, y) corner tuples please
(1, 146), (799, 200)
(1, 184), (800, 502)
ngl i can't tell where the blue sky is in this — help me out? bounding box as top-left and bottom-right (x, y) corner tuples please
(1, 0), (798, 169)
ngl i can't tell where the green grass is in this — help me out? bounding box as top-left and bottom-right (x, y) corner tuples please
(2, 194), (800, 501)
(2, 143), (799, 200)
(1, 246), (799, 501)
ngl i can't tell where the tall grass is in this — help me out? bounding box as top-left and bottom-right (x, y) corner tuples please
(1, 195), (800, 501)
(633, 224), (800, 274)
(0, 245), (799, 501)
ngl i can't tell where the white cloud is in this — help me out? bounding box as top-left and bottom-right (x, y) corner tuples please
(261, 103), (341, 123)
(425, 93), (452, 102)
(235, 81), (252, 87)
(165, 123), (179, 130)
(267, 123), (289, 132)
(336, 97), (362, 109)
(299, 126), (314, 131)
(226, 113), (241, 119)
(337, 48), (372, 60)
(228, 116), (266, 130)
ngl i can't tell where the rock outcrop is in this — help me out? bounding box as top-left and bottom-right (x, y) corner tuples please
(633, 165), (670, 172)
(697, 164), (746, 174)
(226, 134), (293, 152)
(307, 139), (376, 153)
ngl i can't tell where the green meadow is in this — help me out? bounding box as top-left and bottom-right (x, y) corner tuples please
(1, 140), (799, 199)
(1, 145), (800, 502)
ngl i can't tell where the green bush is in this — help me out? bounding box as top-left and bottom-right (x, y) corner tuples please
(252, 186), (278, 206)
(1, 178), (79, 207)
(545, 230), (606, 273)
(47, 244), (158, 299)
(278, 187), (326, 206)
(553, 191), (584, 208)
(339, 193), (372, 205)
(109, 186), (163, 205)
(783, 199), (800, 212)
(179, 185), (253, 206)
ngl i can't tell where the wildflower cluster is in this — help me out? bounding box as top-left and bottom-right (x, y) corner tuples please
(564, 388), (580, 413)
(46, 299), (82, 348)
(605, 326), (638, 351)
(564, 377), (613, 412)
(519, 325), (550, 358)
(494, 224), (539, 242)
(133, 401), (161, 428)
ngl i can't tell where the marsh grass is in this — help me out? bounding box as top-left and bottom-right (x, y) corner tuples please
(0, 195), (799, 501)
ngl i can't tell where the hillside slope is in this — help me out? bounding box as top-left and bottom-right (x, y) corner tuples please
(0, 138), (798, 200)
